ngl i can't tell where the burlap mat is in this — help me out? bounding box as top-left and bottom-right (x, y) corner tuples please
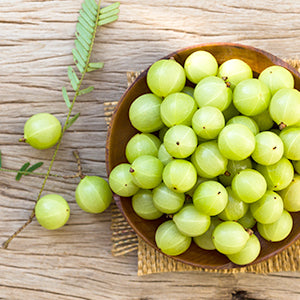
(105, 59), (300, 276)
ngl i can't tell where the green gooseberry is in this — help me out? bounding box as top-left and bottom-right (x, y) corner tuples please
(147, 59), (186, 98)
(35, 194), (70, 230)
(76, 176), (112, 213)
(23, 113), (62, 150)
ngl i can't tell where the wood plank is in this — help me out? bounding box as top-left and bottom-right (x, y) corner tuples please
(0, 0), (299, 299)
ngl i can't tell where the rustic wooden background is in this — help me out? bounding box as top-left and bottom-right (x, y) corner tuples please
(0, 0), (299, 299)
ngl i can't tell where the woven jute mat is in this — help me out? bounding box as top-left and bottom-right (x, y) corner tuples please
(105, 59), (300, 276)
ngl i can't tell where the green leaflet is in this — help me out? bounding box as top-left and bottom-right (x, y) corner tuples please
(0, 1), (121, 250)
(79, 86), (94, 95)
(87, 62), (104, 72)
(26, 162), (44, 173)
(15, 162), (30, 181)
(62, 87), (71, 108)
(66, 113), (81, 129)
(98, 2), (120, 26)
(73, 0), (98, 75)
(98, 15), (119, 26)
(71, 1), (120, 77)
(68, 67), (79, 91)
(15, 162), (44, 181)
(65, 1), (120, 124)
(100, 2), (120, 14)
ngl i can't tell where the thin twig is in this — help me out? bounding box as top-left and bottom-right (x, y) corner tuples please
(2, 1), (102, 249)
(1, 150), (84, 249)
(2, 211), (35, 249)
(72, 150), (85, 179)
(0, 167), (80, 179)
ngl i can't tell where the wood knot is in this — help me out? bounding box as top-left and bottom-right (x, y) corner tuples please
(232, 290), (258, 300)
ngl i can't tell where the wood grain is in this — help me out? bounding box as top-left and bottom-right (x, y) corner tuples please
(0, 0), (299, 299)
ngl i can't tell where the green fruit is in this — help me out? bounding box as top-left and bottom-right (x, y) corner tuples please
(155, 220), (192, 256)
(193, 181), (228, 216)
(218, 187), (249, 221)
(129, 93), (163, 132)
(130, 155), (164, 189)
(173, 204), (211, 237)
(193, 217), (222, 250)
(227, 234), (261, 265)
(256, 157), (294, 191)
(212, 221), (250, 255)
(35, 194), (70, 230)
(24, 113), (62, 150)
(278, 175), (300, 212)
(76, 176), (112, 213)
(108, 163), (139, 197)
(257, 210), (293, 242)
(132, 189), (163, 220)
(184, 50), (218, 84)
(147, 59), (186, 97)
(125, 133), (161, 163)
(217, 59), (253, 89)
(162, 159), (197, 193)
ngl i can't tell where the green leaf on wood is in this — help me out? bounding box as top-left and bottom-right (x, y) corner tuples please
(16, 162), (30, 181)
(100, 2), (120, 14)
(78, 15), (94, 33)
(68, 67), (80, 91)
(99, 2), (120, 26)
(62, 87), (71, 108)
(76, 23), (93, 45)
(87, 62), (104, 72)
(74, 40), (89, 60)
(98, 15), (119, 26)
(82, 0), (97, 16)
(81, 3), (97, 20)
(66, 113), (80, 129)
(75, 32), (90, 51)
(79, 86), (94, 95)
(26, 162), (44, 174)
(72, 48), (86, 74)
(86, 0), (98, 12)
(79, 9), (95, 27)
(89, 62), (104, 69)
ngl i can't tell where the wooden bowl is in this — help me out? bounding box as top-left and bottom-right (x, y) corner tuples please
(106, 43), (300, 269)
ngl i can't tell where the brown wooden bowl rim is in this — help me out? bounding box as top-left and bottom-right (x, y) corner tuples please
(106, 42), (300, 269)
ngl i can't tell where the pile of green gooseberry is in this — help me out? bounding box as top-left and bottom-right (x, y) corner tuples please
(22, 113), (113, 230)
(108, 50), (300, 266)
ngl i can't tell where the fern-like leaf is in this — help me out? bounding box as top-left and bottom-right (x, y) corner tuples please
(71, 0), (120, 79)
(86, 0), (98, 11)
(66, 113), (81, 129)
(68, 67), (80, 90)
(79, 86), (94, 95)
(16, 162), (30, 181)
(98, 2), (120, 26)
(87, 62), (104, 72)
(62, 87), (71, 108)
(72, 0), (98, 75)
(26, 162), (44, 174)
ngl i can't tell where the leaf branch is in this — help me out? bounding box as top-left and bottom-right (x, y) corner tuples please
(2, 0), (119, 249)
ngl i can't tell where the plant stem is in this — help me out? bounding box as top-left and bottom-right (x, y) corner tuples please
(1, 2), (102, 249)
(0, 168), (77, 179)
(2, 211), (35, 249)
(73, 150), (85, 179)
(0, 150), (84, 179)
(2, 151), (84, 249)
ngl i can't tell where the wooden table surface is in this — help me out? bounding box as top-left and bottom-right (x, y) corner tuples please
(0, 1), (300, 299)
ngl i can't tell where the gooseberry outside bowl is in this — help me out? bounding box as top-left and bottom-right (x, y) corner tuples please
(106, 43), (300, 269)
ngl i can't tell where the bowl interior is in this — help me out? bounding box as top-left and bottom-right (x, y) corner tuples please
(106, 43), (300, 269)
